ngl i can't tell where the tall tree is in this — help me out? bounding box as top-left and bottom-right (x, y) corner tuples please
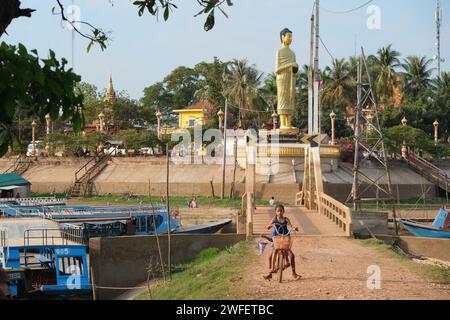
(260, 73), (277, 112)
(431, 72), (450, 141)
(194, 57), (229, 108)
(320, 59), (354, 138)
(223, 59), (263, 129)
(370, 44), (401, 103)
(401, 56), (434, 98)
(321, 58), (354, 109)
(0, 43), (83, 156)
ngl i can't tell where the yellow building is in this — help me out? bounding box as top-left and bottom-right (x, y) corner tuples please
(173, 108), (204, 129)
(173, 100), (217, 129)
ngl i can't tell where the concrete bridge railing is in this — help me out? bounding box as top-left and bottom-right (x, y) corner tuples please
(296, 191), (353, 237)
(318, 193), (353, 237)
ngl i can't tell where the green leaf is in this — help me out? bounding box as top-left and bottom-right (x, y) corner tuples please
(164, 6), (169, 21)
(87, 41), (94, 53)
(204, 10), (215, 32)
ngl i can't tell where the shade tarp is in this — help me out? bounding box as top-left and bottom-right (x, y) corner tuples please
(0, 185), (23, 190)
(0, 173), (30, 188)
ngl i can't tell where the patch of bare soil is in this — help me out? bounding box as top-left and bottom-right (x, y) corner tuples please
(240, 236), (450, 300)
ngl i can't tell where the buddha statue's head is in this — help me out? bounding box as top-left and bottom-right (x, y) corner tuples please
(280, 28), (293, 47)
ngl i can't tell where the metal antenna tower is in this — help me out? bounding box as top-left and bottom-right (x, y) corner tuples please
(346, 47), (398, 234)
(436, 0), (444, 76)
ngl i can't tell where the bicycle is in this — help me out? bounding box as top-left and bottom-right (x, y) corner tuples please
(270, 224), (298, 283)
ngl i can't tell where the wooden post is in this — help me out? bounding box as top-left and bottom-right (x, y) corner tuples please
(90, 266), (97, 300)
(245, 135), (256, 240)
(246, 192), (254, 240)
(221, 98), (228, 199)
(230, 136), (238, 199)
(148, 179), (151, 201)
(210, 179), (215, 198)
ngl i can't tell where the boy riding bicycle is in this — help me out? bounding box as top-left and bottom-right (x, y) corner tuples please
(263, 204), (301, 280)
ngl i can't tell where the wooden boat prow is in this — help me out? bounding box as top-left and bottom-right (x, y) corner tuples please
(399, 208), (450, 239)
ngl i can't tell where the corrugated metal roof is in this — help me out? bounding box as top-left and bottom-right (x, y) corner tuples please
(0, 173), (30, 188)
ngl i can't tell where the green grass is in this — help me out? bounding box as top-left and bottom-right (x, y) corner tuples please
(135, 241), (255, 300)
(57, 194), (269, 208)
(358, 238), (450, 284)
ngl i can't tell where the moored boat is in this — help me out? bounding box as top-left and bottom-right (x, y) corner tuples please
(1, 227), (91, 299)
(399, 208), (450, 239)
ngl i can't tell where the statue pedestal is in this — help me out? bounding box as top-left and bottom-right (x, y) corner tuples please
(276, 127), (300, 135)
(234, 130), (341, 175)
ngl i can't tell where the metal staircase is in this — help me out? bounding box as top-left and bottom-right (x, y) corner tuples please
(69, 151), (113, 197)
(405, 152), (450, 195)
(3, 155), (33, 175)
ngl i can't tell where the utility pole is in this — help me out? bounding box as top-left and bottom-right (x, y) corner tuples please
(165, 144), (172, 280)
(313, 0), (320, 134)
(308, 14), (315, 135)
(221, 98), (228, 199)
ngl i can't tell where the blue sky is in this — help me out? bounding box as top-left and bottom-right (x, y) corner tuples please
(3, 0), (449, 100)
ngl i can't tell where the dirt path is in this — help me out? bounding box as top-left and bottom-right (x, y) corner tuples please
(240, 236), (450, 300)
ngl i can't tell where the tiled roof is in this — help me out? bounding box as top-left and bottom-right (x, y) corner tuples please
(185, 100), (218, 113)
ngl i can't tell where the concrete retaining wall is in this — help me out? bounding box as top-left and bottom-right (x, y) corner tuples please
(351, 211), (389, 237)
(377, 235), (450, 262)
(1, 156), (440, 204)
(89, 234), (246, 300)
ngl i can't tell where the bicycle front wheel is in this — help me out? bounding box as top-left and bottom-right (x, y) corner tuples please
(278, 252), (284, 283)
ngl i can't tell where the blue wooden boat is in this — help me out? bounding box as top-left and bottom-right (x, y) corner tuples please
(1, 227), (92, 299)
(175, 219), (232, 234)
(399, 208), (450, 239)
(0, 203), (232, 243)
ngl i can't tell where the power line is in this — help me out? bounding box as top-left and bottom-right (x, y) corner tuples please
(319, 36), (335, 61)
(322, 0), (374, 14)
(227, 103), (272, 114)
(311, 1), (316, 16)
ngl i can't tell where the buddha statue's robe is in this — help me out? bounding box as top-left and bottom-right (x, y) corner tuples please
(275, 47), (297, 116)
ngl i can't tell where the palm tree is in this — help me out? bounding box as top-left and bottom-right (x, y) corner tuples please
(223, 59), (263, 129)
(433, 71), (450, 94)
(321, 58), (354, 110)
(259, 73), (277, 112)
(370, 45), (401, 102)
(432, 72), (450, 140)
(401, 56), (434, 98)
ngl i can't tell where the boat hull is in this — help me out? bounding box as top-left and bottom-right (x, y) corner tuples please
(399, 220), (450, 239)
(175, 219), (232, 234)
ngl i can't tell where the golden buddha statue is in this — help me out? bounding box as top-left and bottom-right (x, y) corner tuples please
(275, 28), (299, 132)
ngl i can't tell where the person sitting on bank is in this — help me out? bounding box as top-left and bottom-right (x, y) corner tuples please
(269, 196), (276, 206)
(190, 197), (198, 208)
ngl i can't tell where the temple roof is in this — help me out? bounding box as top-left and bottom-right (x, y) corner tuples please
(104, 75), (117, 103)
